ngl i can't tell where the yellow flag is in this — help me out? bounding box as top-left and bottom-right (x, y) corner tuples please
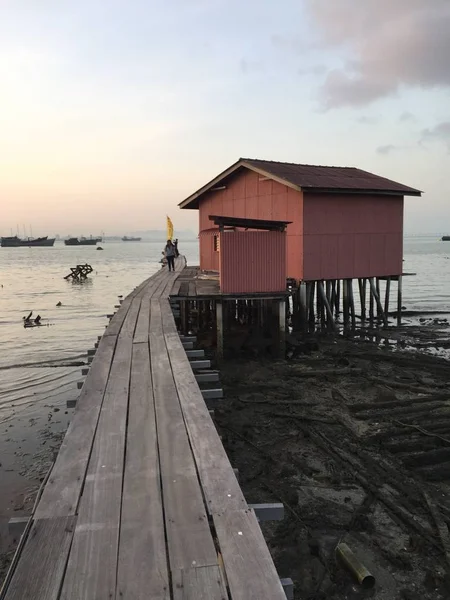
(167, 216), (173, 240)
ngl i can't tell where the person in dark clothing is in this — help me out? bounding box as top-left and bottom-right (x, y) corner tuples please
(165, 239), (176, 271)
(174, 238), (179, 257)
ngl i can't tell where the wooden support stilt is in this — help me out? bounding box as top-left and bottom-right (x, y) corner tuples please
(278, 299), (286, 357)
(299, 282), (307, 332)
(317, 281), (338, 333)
(307, 281), (316, 332)
(369, 279), (374, 323)
(369, 277), (388, 328)
(385, 277), (391, 318)
(348, 279), (356, 330)
(343, 280), (349, 331)
(216, 300), (224, 360)
(397, 275), (403, 327)
(358, 279), (366, 323)
(319, 281), (326, 330)
(335, 280), (340, 318)
(330, 281), (336, 317)
(376, 277), (381, 318)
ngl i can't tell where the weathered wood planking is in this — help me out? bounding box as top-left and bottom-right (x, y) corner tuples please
(60, 334), (134, 599)
(163, 329), (247, 514)
(104, 271), (163, 337)
(35, 335), (117, 519)
(213, 509), (286, 600)
(188, 282), (196, 297)
(170, 279), (182, 297)
(2, 517), (76, 600)
(116, 343), (170, 600)
(179, 282), (189, 297)
(119, 296), (141, 339)
(150, 302), (217, 571)
(133, 296), (151, 344)
(172, 566), (228, 600)
(161, 299), (178, 335)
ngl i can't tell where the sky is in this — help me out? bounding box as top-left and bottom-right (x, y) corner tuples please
(1, 0), (449, 236)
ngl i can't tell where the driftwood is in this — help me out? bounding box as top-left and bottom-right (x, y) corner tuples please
(267, 412), (335, 424)
(307, 429), (441, 550)
(365, 376), (438, 395)
(353, 402), (446, 421)
(423, 491), (450, 568)
(237, 398), (318, 407)
(289, 367), (362, 378)
(349, 393), (450, 413)
(394, 420), (450, 446)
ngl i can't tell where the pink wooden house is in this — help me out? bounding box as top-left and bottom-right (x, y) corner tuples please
(179, 158), (421, 283)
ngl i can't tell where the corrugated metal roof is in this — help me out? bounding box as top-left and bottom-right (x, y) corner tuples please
(179, 158), (422, 209)
(241, 158), (422, 195)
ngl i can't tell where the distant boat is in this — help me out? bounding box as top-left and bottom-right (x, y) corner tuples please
(1, 235), (55, 248)
(122, 236), (142, 242)
(65, 236), (98, 246)
(442, 236), (450, 241)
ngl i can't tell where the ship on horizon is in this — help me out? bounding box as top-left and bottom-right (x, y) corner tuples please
(122, 236), (142, 242)
(1, 235), (56, 248)
(65, 236), (99, 246)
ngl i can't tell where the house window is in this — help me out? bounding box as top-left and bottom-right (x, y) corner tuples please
(213, 234), (220, 252)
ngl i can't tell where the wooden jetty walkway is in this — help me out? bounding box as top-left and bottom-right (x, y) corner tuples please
(1, 257), (287, 600)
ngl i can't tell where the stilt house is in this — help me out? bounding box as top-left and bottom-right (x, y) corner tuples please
(179, 158), (421, 283)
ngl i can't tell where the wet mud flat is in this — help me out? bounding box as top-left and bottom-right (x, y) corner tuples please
(216, 338), (450, 599)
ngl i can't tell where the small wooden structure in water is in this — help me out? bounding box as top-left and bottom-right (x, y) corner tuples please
(179, 157), (422, 332)
(64, 263), (93, 281)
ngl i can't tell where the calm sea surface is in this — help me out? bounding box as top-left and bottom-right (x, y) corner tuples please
(0, 235), (449, 513)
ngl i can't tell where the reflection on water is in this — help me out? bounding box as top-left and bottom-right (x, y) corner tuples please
(0, 240), (199, 514)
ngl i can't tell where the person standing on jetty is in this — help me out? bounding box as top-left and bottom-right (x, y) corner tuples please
(174, 238), (179, 257)
(165, 239), (176, 271)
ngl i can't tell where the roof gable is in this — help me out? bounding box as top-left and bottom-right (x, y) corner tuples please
(179, 158), (422, 209)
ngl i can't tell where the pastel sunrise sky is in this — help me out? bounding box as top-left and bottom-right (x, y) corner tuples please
(1, 0), (449, 236)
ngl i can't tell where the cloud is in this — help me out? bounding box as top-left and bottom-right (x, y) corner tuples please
(357, 115), (379, 125)
(421, 122), (450, 150)
(297, 64), (327, 77)
(377, 144), (397, 155)
(239, 58), (264, 74)
(304, 0), (450, 108)
(399, 111), (416, 122)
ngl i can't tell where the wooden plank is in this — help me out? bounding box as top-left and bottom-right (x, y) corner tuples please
(134, 296), (150, 344)
(150, 308), (217, 571)
(188, 282), (196, 297)
(104, 299), (131, 336)
(120, 297), (142, 338)
(116, 343), (170, 600)
(171, 280), (182, 297)
(213, 509), (286, 600)
(179, 282), (189, 297)
(60, 334), (134, 600)
(2, 517), (76, 600)
(173, 565), (228, 600)
(104, 272), (163, 336)
(164, 331), (246, 514)
(35, 335), (117, 518)
(160, 299), (179, 335)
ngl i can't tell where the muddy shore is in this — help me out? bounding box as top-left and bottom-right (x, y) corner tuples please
(216, 336), (450, 600)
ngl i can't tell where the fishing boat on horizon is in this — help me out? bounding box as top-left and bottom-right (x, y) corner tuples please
(1, 235), (56, 248)
(121, 236), (142, 241)
(65, 236), (98, 246)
